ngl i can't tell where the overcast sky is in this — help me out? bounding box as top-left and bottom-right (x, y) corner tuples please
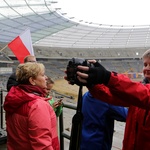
(56, 0), (150, 26)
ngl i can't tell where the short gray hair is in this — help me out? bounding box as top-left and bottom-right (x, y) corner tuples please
(142, 49), (150, 59)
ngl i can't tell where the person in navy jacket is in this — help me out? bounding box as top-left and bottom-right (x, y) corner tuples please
(80, 91), (128, 150)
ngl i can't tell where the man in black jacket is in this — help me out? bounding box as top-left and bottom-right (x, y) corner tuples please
(6, 55), (36, 91)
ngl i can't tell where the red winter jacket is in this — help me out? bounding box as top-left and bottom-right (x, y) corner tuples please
(4, 85), (60, 150)
(89, 72), (150, 150)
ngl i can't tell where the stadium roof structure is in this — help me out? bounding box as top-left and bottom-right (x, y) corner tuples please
(1, 0), (150, 49)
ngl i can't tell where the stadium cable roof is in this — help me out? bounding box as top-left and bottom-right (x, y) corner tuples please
(1, 0), (150, 49)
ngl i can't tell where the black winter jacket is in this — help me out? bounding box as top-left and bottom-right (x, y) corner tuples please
(7, 72), (18, 91)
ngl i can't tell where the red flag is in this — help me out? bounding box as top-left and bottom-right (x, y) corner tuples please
(8, 29), (34, 63)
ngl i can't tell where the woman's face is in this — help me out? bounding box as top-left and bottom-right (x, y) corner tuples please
(32, 70), (47, 90)
(143, 57), (150, 80)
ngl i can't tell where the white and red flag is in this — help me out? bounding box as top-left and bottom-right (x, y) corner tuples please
(8, 28), (34, 63)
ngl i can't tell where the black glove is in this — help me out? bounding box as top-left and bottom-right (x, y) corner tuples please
(87, 62), (111, 85)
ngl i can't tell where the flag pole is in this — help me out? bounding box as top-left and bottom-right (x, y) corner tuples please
(0, 45), (8, 53)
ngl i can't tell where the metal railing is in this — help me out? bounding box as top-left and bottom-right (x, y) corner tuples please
(59, 103), (77, 150)
(0, 89), (7, 144)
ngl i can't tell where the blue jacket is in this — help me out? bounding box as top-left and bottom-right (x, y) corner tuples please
(80, 91), (128, 150)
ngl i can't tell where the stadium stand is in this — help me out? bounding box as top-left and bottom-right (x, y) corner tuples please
(0, 1), (149, 149)
(0, 45), (144, 81)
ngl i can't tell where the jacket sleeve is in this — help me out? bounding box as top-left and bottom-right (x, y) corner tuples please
(28, 100), (59, 150)
(108, 105), (128, 122)
(89, 72), (150, 110)
(89, 83), (130, 107)
(55, 105), (63, 117)
(48, 98), (62, 117)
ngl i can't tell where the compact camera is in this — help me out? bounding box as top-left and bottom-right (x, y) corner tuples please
(66, 58), (93, 85)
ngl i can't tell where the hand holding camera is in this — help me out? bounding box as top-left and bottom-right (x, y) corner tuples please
(66, 58), (111, 86)
(66, 58), (94, 86)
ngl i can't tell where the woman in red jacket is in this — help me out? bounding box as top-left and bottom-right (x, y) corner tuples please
(66, 49), (150, 150)
(4, 62), (60, 150)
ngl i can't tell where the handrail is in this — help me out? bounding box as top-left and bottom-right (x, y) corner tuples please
(0, 89), (7, 129)
(59, 103), (77, 150)
(0, 89), (7, 144)
(0, 89), (3, 129)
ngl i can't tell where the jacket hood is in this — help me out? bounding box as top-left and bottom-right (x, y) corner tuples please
(4, 86), (50, 113)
